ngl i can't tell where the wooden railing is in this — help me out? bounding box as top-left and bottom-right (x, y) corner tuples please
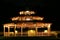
(3, 31), (59, 37)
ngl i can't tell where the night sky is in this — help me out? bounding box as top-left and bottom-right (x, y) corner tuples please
(0, 0), (58, 32)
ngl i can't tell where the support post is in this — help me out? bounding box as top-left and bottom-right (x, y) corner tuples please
(8, 27), (10, 36)
(36, 27), (38, 36)
(47, 24), (51, 36)
(4, 26), (5, 36)
(15, 24), (16, 36)
(21, 27), (23, 36)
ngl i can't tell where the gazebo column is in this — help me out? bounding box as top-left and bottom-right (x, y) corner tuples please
(34, 24), (37, 36)
(21, 27), (23, 36)
(47, 24), (51, 36)
(21, 23), (24, 36)
(36, 27), (38, 36)
(14, 24), (16, 36)
(41, 25), (44, 36)
(4, 26), (5, 36)
(4, 26), (10, 36)
(8, 27), (10, 36)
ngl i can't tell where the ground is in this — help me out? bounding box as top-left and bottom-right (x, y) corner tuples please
(0, 36), (60, 40)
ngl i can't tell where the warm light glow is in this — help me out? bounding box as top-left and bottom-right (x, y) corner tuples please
(19, 11), (35, 15)
(44, 30), (48, 32)
(28, 30), (35, 33)
(33, 17), (44, 20)
(10, 32), (14, 34)
(4, 26), (6, 27)
(3, 10), (52, 37)
(12, 17), (19, 21)
(31, 11), (35, 14)
(15, 30), (18, 34)
(40, 18), (43, 20)
(28, 30), (36, 36)
(11, 16), (44, 21)
(26, 18), (31, 21)
(37, 17), (43, 20)
(30, 30), (34, 33)
(20, 11), (23, 14)
(4, 23), (15, 27)
(26, 11), (29, 12)
(48, 24), (51, 28)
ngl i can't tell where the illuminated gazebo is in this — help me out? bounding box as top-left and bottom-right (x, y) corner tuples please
(3, 11), (52, 37)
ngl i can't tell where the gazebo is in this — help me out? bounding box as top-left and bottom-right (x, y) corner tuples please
(3, 11), (52, 37)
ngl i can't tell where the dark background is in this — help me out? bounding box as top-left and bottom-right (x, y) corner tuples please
(0, 0), (58, 32)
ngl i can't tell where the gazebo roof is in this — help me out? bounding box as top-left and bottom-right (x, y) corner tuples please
(3, 22), (52, 28)
(19, 11), (35, 15)
(11, 16), (44, 21)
